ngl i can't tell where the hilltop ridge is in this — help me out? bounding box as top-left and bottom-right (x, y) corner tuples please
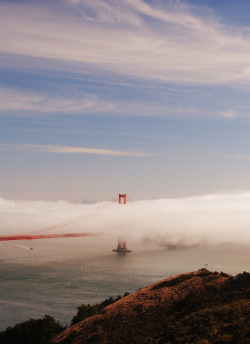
(52, 269), (250, 344)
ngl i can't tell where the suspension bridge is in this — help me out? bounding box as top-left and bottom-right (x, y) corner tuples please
(0, 193), (133, 252)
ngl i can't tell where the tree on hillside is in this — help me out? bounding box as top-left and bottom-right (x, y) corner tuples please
(71, 292), (130, 325)
(0, 315), (65, 344)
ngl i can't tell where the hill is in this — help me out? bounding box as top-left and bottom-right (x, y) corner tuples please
(51, 269), (250, 344)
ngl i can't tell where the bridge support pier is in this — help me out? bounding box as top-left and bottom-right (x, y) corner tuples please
(113, 237), (131, 253)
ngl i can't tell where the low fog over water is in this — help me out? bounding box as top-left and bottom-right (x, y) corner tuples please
(1, 192), (250, 249)
(0, 193), (250, 330)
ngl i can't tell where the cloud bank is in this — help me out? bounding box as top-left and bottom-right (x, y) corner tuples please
(1, 192), (250, 249)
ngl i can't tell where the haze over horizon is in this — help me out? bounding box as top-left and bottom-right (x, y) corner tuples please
(1, 0), (250, 202)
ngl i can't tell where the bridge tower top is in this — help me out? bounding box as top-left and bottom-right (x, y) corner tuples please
(119, 193), (127, 204)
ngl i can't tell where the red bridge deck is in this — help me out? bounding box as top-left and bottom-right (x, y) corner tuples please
(0, 233), (101, 241)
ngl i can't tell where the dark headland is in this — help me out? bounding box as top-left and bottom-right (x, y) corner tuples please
(51, 269), (250, 344)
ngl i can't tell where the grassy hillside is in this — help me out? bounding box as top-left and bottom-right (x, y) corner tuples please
(51, 269), (250, 344)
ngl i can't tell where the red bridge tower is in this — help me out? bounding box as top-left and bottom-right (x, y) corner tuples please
(113, 193), (131, 253)
(119, 193), (127, 204)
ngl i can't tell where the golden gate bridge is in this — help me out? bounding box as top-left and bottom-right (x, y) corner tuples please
(0, 193), (133, 253)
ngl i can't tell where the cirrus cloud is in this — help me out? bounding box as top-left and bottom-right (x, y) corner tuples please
(0, 143), (151, 157)
(1, 0), (250, 85)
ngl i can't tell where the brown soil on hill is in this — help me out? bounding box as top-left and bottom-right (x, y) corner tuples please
(51, 269), (250, 344)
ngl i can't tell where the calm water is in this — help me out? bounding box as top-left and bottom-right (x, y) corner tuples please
(0, 239), (250, 331)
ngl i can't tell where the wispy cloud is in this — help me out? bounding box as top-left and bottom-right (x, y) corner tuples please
(229, 154), (250, 161)
(0, 88), (113, 114)
(0, 87), (200, 118)
(221, 110), (237, 119)
(1, 1), (250, 85)
(0, 143), (150, 157)
(65, 0), (143, 26)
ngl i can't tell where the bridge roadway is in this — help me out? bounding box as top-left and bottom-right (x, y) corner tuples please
(0, 233), (101, 241)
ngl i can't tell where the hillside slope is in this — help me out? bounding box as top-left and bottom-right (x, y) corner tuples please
(51, 269), (250, 344)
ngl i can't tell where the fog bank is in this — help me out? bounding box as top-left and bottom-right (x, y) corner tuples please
(1, 192), (250, 249)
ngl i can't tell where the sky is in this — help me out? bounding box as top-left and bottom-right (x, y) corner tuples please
(2, 0), (250, 202)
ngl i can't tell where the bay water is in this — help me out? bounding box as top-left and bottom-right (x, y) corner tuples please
(0, 238), (250, 331)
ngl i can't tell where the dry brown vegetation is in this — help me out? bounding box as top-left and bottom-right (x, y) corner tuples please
(51, 269), (250, 344)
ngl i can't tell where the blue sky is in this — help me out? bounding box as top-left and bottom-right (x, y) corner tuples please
(1, 0), (250, 201)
